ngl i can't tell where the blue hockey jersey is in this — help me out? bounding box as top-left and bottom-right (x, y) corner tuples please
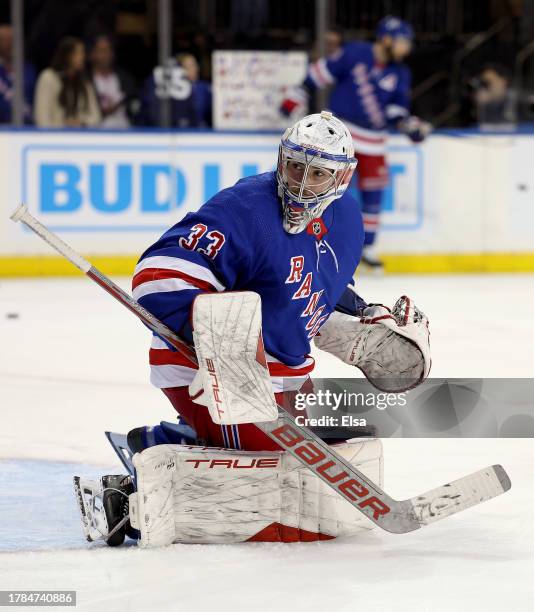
(132, 171), (364, 392)
(304, 42), (411, 154)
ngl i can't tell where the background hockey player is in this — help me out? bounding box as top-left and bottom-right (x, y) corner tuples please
(75, 111), (430, 546)
(281, 16), (432, 271)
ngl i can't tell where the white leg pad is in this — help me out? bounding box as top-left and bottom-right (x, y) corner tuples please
(130, 438), (383, 547)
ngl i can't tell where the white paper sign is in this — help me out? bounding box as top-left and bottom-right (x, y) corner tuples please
(213, 50), (308, 130)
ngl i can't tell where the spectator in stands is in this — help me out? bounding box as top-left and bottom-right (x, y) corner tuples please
(140, 54), (210, 128)
(34, 36), (101, 127)
(88, 35), (137, 128)
(325, 28), (344, 58)
(471, 64), (517, 129)
(176, 53), (212, 127)
(0, 24), (36, 124)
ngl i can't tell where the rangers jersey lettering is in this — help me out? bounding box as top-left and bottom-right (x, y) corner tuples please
(132, 172), (364, 392)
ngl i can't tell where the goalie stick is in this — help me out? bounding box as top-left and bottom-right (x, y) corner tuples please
(10, 203), (511, 534)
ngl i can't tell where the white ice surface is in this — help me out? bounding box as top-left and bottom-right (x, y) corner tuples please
(1, 275), (533, 611)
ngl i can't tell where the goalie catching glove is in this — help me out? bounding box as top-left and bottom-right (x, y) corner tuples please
(314, 295), (431, 392)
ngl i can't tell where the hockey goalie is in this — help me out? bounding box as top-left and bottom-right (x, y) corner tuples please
(74, 111), (431, 547)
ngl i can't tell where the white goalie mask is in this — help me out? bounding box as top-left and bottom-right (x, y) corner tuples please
(277, 111), (357, 234)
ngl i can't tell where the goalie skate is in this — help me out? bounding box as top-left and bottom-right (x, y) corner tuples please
(73, 474), (136, 546)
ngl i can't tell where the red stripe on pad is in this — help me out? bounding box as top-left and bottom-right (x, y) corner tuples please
(247, 522), (335, 543)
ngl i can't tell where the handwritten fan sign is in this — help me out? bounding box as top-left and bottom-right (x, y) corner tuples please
(213, 50), (308, 130)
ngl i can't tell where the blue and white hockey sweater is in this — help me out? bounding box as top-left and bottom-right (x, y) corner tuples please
(132, 171), (365, 392)
(305, 42), (411, 154)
